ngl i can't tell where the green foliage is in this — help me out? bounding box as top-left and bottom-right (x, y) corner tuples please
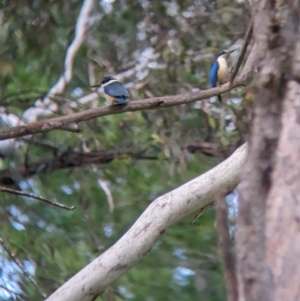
(0, 0), (248, 300)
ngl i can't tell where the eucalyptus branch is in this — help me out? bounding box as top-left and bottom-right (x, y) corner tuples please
(47, 0), (96, 96)
(45, 143), (247, 301)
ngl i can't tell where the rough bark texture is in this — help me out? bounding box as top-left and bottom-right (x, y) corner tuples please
(265, 35), (300, 301)
(237, 1), (300, 300)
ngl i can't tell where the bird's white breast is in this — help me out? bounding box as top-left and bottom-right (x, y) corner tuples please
(217, 57), (228, 84)
(102, 79), (118, 103)
(104, 93), (118, 104)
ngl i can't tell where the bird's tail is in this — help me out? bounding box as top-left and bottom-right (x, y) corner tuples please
(218, 95), (223, 103)
(115, 97), (127, 105)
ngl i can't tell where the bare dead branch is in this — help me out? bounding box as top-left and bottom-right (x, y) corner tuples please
(230, 19), (253, 87)
(0, 238), (47, 298)
(237, 42), (258, 85)
(0, 149), (159, 185)
(0, 186), (75, 210)
(216, 193), (238, 301)
(0, 78), (246, 141)
(1, 142), (236, 186)
(186, 142), (238, 158)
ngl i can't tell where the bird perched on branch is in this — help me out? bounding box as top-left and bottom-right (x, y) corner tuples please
(92, 76), (129, 105)
(210, 50), (235, 103)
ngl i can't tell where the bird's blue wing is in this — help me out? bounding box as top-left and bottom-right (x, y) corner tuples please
(104, 81), (129, 97)
(210, 60), (219, 88)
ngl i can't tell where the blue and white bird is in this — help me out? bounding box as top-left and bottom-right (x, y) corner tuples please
(210, 50), (234, 103)
(92, 76), (129, 105)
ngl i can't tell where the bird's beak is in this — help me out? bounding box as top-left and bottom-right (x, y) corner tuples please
(229, 49), (235, 53)
(91, 84), (101, 88)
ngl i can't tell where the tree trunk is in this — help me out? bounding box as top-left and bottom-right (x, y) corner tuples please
(236, 1), (300, 300)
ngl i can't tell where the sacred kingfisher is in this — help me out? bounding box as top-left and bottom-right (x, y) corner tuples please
(92, 76), (129, 105)
(210, 50), (235, 103)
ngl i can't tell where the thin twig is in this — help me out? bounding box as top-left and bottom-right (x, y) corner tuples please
(0, 186), (75, 210)
(191, 202), (214, 223)
(0, 238), (47, 298)
(216, 193), (238, 301)
(191, 190), (234, 224)
(229, 19), (253, 87)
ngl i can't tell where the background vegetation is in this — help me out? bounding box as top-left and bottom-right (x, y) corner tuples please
(0, 1), (250, 300)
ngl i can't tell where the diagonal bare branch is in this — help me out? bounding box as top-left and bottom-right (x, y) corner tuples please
(0, 78), (246, 141)
(230, 19), (253, 87)
(0, 186), (75, 210)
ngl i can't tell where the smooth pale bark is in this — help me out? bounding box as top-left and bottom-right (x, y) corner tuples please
(45, 143), (247, 301)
